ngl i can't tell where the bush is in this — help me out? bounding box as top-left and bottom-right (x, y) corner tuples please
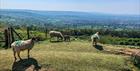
(119, 42), (125, 45)
(131, 42), (135, 46)
(0, 43), (4, 48)
(128, 39), (133, 42)
(133, 40), (139, 43)
(124, 42), (130, 45)
(137, 43), (140, 46)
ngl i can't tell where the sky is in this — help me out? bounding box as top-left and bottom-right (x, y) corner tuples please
(0, 0), (140, 15)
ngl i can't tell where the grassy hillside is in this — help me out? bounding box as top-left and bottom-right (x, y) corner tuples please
(0, 40), (139, 71)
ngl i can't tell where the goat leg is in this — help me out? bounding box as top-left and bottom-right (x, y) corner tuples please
(92, 41), (94, 46)
(50, 36), (52, 42)
(13, 50), (17, 61)
(17, 51), (22, 60)
(28, 49), (30, 59)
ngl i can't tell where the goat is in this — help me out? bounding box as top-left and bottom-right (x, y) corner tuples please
(11, 38), (36, 61)
(49, 31), (64, 41)
(64, 35), (71, 42)
(91, 32), (100, 46)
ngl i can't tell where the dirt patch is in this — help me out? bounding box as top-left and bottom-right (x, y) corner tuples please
(117, 48), (140, 56)
(104, 47), (140, 67)
(103, 44), (140, 56)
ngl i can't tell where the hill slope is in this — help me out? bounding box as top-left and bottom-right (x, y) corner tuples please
(0, 41), (139, 71)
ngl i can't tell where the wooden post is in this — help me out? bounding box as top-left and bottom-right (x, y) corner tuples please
(10, 27), (15, 43)
(75, 25), (78, 38)
(8, 27), (11, 48)
(4, 27), (23, 48)
(4, 29), (8, 48)
(27, 27), (30, 39)
(45, 28), (48, 38)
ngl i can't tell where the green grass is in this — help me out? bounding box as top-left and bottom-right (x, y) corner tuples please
(0, 41), (139, 71)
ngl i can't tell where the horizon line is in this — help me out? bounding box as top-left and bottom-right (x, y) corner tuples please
(1, 8), (140, 16)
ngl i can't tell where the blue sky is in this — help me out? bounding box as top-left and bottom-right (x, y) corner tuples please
(0, 0), (140, 15)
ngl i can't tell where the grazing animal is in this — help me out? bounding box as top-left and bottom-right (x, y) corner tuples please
(64, 35), (70, 42)
(91, 32), (100, 46)
(49, 31), (64, 41)
(11, 38), (36, 61)
(132, 51), (140, 65)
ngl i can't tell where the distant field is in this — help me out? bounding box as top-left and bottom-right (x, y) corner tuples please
(0, 40), (139, 71)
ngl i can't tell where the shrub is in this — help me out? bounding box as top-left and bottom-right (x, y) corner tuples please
(128, 39), (133, 42)
(133, 40), (139, 43)
(131, 42), (135, 46)
(119, 42), (125, 45)
(124, 42), (129, 45)
(137, 43), (140, 46)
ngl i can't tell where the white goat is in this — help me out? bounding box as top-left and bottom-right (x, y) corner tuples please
(49, 31), (64, 41)
(91, 32), (100, 45)
(11, 38), (36, 61)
